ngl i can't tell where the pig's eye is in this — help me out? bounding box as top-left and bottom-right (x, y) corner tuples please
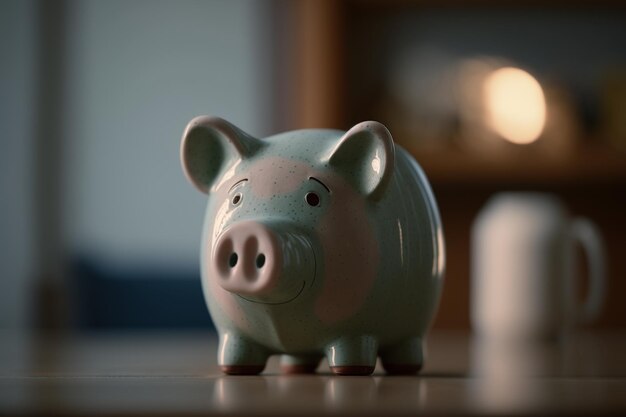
(305, 192), (321, 207)
(231, 193), (243, 206)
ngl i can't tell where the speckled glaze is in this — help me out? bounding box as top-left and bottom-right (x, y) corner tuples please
(181, 116), (445, 376)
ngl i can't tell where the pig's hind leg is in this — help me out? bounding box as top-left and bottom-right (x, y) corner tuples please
(218, 331), (270, 375)
(280, 354), (322, 374)
(379, 337), (423, 375)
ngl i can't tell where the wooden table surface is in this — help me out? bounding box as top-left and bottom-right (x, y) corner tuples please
(1, 330), (625, 416)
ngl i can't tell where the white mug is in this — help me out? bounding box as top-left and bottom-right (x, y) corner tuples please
(471, 192), (606, 340)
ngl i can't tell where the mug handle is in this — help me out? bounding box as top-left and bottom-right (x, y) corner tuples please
(570, 218), (606, 324)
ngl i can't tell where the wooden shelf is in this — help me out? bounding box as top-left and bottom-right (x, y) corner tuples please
(346, 0), (626, 9)
(409, 143), (626, 186)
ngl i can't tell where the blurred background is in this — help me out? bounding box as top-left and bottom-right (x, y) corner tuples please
(1, 0), (625, 334)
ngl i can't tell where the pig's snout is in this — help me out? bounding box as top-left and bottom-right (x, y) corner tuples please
(213, 221), (280, 294)
(212, 221), (314, 300)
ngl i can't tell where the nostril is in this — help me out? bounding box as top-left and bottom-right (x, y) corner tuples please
(228, 253), (238, 268)
(256, 253), (266, 269)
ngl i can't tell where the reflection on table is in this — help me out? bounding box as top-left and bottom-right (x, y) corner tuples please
(1, 331), (625, 416)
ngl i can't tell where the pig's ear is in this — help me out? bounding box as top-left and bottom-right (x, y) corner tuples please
(181, 116), (263, 193)
(328, 121), (395, 200)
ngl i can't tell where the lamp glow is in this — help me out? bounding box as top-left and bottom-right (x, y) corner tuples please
(483, 67), (546, 145)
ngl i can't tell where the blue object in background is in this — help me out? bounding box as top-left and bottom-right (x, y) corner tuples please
(71, 255), (215, 331)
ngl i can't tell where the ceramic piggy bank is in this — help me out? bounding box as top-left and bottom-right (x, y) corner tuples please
(181, 117), (445, 376)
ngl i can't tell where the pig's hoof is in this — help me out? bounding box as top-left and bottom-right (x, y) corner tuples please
(281, 364), (319, 374)
(330, 366), (375, 376)
(382, 363), (422, 375)
(220, 365), (265, 375)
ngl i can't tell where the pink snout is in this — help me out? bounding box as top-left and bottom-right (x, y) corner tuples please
(212, 221), (283, 296)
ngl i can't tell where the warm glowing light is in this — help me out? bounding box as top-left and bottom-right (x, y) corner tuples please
(483, 67), (546, 144)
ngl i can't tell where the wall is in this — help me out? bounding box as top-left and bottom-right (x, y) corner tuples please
(63, 0), (273, 266)
(0, 0), (274, 328)
(0, 0), (37, 329)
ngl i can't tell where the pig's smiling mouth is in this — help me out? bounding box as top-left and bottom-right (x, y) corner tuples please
(236, 250), (316, 306)
(237, 280), (306, 305)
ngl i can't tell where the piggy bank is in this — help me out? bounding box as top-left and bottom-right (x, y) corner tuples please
(181, 117), (445, 376)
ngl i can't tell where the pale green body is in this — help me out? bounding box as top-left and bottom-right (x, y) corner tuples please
(195, 127), (445, 372)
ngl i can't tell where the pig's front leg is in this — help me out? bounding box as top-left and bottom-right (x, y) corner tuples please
(218, 331), (270, 375)
(379, 337), (423, 375)
(325, 335), (378, 375)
